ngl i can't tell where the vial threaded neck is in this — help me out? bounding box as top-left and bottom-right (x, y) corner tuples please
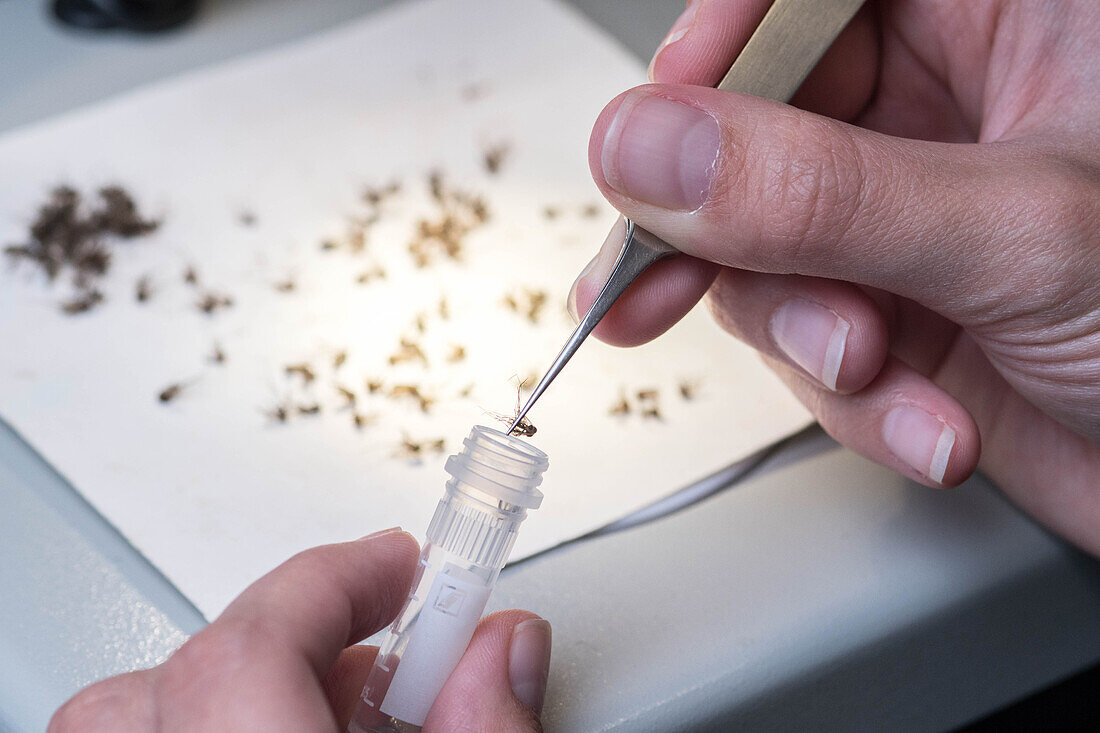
(443, 426), (548, 509)
(425, 426), (548, 569)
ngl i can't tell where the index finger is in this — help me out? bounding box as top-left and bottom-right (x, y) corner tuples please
(648, 0), (772, 86)
(215, 529), (420, 676)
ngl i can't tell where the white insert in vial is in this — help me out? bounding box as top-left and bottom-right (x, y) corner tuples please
(349, 425), (548, 733)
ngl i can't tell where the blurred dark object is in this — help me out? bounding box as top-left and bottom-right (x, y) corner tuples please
(53, 0), (200, 32)
(959, 659), (1100, 731)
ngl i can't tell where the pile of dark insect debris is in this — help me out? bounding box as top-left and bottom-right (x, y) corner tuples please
(4, 185), (159, 313)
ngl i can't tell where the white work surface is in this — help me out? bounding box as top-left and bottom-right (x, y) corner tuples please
(3, 1), (1100, 731)
(0, 0), (810, 620)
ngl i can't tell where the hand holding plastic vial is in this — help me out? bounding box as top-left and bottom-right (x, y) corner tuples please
(49, 427), (550, 732)
(350, 425), (550, 732)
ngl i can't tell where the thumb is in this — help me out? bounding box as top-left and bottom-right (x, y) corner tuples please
(586, 84), (1054, 316)
(423, 610), (550, 732)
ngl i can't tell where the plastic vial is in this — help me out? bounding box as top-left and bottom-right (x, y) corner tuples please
(348, 425), (549, 733)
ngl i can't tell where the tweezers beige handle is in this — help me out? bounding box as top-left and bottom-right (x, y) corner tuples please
(719, 0), (865, 101)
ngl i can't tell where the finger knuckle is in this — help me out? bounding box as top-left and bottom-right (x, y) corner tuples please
(169, 617), (269, 677)
(49, 678), (151, 732)
(753, 115), (865, 263)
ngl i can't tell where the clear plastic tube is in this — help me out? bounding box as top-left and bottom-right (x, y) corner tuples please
(349, 425), (549, 733)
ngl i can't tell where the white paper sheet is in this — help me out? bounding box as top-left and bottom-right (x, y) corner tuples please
(0, 0), (811, 619)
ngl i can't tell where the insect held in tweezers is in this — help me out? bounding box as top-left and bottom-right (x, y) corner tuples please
(488, 386), (537, 437)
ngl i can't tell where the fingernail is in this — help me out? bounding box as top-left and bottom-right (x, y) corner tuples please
(567, 219), (628, 322)
(647, 0), (700, 81)
(357, 526), (401, 541)
(601, 93), (719, 211)
(509, 618), (552, 715)
(769, 299), (850, 391)
(567, 256), (599, 322)
(882, 406), (956, 484)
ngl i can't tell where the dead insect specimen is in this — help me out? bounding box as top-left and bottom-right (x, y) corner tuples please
(388, 384), (434, 413)
(264, 403), (291, 423)
(636, 388), (662, 420)
(362, 180), (401, 206)
(183, 265), (199, 285)
(678, 380), (698, 400)
(489, 385), (537, 437)
(396, 433), (446, 459)
(333, 350), (348, 369)
(501, 289), (549, 324)
(297, 403), (322, 416)
(208, 342), (227, 364)
(355, 265), (386, 284)
(158, 382), (186, 403)
(406, 172), (490, 267)
(60, 289), (104, 315)
(428, 170), (445, 203)
(524, 289), (548, 324)
(580, 203), (601, 218)
(335, 384), (357, 407)
(352, 412), (376, 429)
(346, 225), (367, 253)
(135, 276), (152, 303)
(274, 278), (296, 293)
(609, 392), (631, 416)
(197, 292), (234, 314)
(446, 344), (466, 363)
(388, 338), (428, 366)
(92, 186), (159, 237)
(509, 416), (537, 437)
(320, 238), (340, 251)
(366, 379), (383, 394)
(542, 206), (560, 220)
(483, 142), (510, 175)
(285, 363), (316, 384)
(238, 210), (257, 227)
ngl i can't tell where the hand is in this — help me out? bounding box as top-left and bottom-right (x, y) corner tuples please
(571, 0), (1100, 554)
(49, 529), (550, 732)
